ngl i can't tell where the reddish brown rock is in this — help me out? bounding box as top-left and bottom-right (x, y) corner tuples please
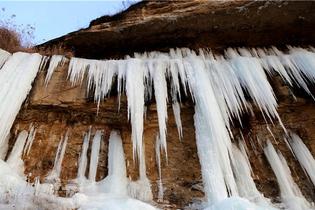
(38, 0), (315, 59)
(5, 1), (315, 209)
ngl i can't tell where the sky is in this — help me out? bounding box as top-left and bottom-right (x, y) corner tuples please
(0, 1), (137, 45)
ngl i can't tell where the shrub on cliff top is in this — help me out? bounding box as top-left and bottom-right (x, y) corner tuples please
(0, 27), (22, 52)
(0, 7), (34, 53)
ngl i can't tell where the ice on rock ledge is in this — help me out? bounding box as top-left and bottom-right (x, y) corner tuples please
(0, 52), (42, 152)
(45, 55), (67, 86)
(1, 46), (315, 209)
(0, 48), (11, 67)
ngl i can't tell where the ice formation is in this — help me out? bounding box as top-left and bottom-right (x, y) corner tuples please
(155, 135), (164, 201)
(45, 55), (67, 85)
(6, 130), (28, 176)
(147, 55), (169, 156)
(0, 51), (42, 154)
(73, 130), (157, 209)
(187, 50), (238, 203)
(1, 46), (315, 209)
(0, 48), (11, 67)
(172, 102), (183, 140)
(287, 132), (315, 186)
(264, 140), (313, 210)
(77, 129), (91, 182)
(46, 132), (68, 183)
(128, 141), (153, 202)
(88, 130), (102, 182)
(231, 144), (273, 208)
(23, 125), (37, 157)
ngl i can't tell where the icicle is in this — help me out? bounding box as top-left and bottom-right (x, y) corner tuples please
(125, 59), (145, 161)
(128, 141), (153, 202)
(117, 60), (126, 111)
(0, 48), (11, 68)
(147, 55), (168, 156)
(46, 132), (68, 182)
(77, 128), (91, 182)
(44, 55), (67, 86)
(272, 47), (314, 99)
(155, 135), (163, 202)
(6, 130), (28, 176)
(39, 55), (49, 71)
(99, 131), (128, 196)
(68, 57), (90, 85)
(23, 125), (37, 157)
(0, 134), (10, 160)
(172, 102), (183, 140)
(255, 48), (292, 86)
(169, 48), (188, 96)
(204, 52), (249, 129)
(88, 130), (102, 182)
(238, 136), (252, 173)
(168, 57), (182, 101)
(287, 132), (315, 187)
(0, 52), (42, 149)
(194, 107), (229, 203)
(231, 144), (274, 208)
(185, 51), (238, 203)
(288, 47), (315, 82)
(264, 140), (312, 210)
(226, 48), (285, 130)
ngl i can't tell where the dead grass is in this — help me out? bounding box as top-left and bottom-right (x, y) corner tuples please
(0, 27), (23, 53)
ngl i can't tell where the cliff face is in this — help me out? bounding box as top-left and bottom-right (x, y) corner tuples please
(10, 64), (315, 208)
(38, 0), (315, 59)
(7, 1), (315, 209)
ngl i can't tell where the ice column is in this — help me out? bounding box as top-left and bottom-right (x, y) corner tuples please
(288, 132), (315, 186)
(46, 132), (68, 182)
(0, 52), (42, 150)
(264, 140), (312, 210)
(88, 130), (102, 182)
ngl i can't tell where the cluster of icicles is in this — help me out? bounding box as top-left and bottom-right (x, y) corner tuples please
(1, 46), (315, 209)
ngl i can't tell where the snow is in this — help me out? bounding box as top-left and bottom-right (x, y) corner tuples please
(74, 193), (157, 210)
(204, 197), (275, 210)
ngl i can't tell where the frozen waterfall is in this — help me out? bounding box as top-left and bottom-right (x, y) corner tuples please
(1, 46), (315, 209)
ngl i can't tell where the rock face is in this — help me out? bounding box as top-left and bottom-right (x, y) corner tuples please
(38, 0), (315, 59)
(6, 0), (315, 209)
(8, 59), (315, 209)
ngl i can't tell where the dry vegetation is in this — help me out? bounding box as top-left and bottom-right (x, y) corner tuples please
(0, 27), (24, 52)
(0, 8), (35, 53)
